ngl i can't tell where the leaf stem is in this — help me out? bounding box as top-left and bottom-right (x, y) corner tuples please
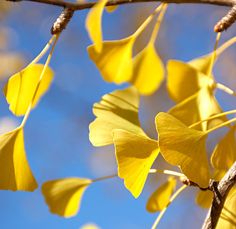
(132, 4), (163, 38)
(92, 174), (117, 182)
(207, 32), (221, 76)
(149, 169), (183, 177)
(30, 35), (56, 65)
(20, 34), (60, 128)
(188, 109), (236, 129)
(216, 82), (236, 96)
(216, 35), (236, 57)
(151, 185), (187, 229)
(149, 3), (167, 44)
(206, 117), (236, 134)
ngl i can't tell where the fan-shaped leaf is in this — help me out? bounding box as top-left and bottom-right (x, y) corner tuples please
(166, 60), (213, 102)
(4, 63), (54, 116)
(0, 127), (37, 191)
(211, 126), (236, 170)
(196, 170), (225, 209)
(169, 87), (225, 131)
(188, 55), (212, 75)
(87, 37), (134, 84)
(155, 112), (210, 188)
(42, 177), (92, 218)
(196, 190), (213, 209)
(146, 177), (176, 212)
(86, 0), (108, 53)
(113, 129), (159, 198)
(89, 87), (146, 146)
(131, 43), (164, 95)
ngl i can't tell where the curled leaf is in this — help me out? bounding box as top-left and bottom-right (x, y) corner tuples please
(87, 37), (134, 84)
(0, 127), (38, 191)
(131, 43), (164, 95)
(4, 63), (54, 116)
(113, 129), (159, 198)
(86, 0), (108, 52)
(42, 177), (92, 218)
(146, 177), (176, 212)
(89, 87), (146, 146)
(155, 112), (210, 188)
(211, 126), (236, 170)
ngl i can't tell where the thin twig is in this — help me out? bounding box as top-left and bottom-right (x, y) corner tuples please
(7, 0), (236, 32)
(202, 161), (236, 229)
(6, 0), (235, 11)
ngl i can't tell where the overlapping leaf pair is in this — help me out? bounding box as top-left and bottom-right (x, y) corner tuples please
(166, 36), (236, 211)
(0, 37), (55, 191)
(89, 87), (210, 195)
(86, 3), (166, 95)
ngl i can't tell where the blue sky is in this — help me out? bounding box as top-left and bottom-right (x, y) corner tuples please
(0, 1), (236, 228)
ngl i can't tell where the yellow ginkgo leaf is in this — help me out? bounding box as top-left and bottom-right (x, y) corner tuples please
(89, 87), (146, 146)
(146, 177), (176, 212)
(4, 63), (54, 116)
(196, 190), (213, 209)
(0, 127), (38, 191)
(211, 126), (236, 170)
(42, 177), (92, 218)
(196, 169), (225, 209)
(155, 112), (210, 188)
(188, 55), (212, 75)
(130, 43), (164, 95)
(105, 5), (118, 13)
(166, 60), (214, 102)
(169, 87), (226, 131)
(113, 129), (159, 198)
(86, 0), (108, 53)
(87, 37), (134, 84)
(217, 190), (236, 229)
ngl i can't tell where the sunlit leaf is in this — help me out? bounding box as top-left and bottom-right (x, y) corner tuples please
(217, 190), (236, 229)
(131, 43), (164, 95)
(196, 170), (225, 209)
(87, 37), (134, 84)
(166, 60), (214, 102)
(188, 55), (212, 75)
(86, 0), (108, 53)
(42, 177), (92, 218)
(146, 177), (176, 212)
(0, 127), (37, 191)
(155, 112), (210, 188)
(4, 63), (54, 116)
(169, 87), (226, 131)
(89, 87), (146, 146)
(211, 126), (236, 170)
(113, 129), (159, 198)
(196, 190), (213, 209)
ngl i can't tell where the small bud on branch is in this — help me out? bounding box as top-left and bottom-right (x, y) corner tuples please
(51, 7), (74, 34)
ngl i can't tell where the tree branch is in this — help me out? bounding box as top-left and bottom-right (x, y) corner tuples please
(8, 0), (236, 31)
(6, 0), (236, 11)
(202, 161), (236, 229)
